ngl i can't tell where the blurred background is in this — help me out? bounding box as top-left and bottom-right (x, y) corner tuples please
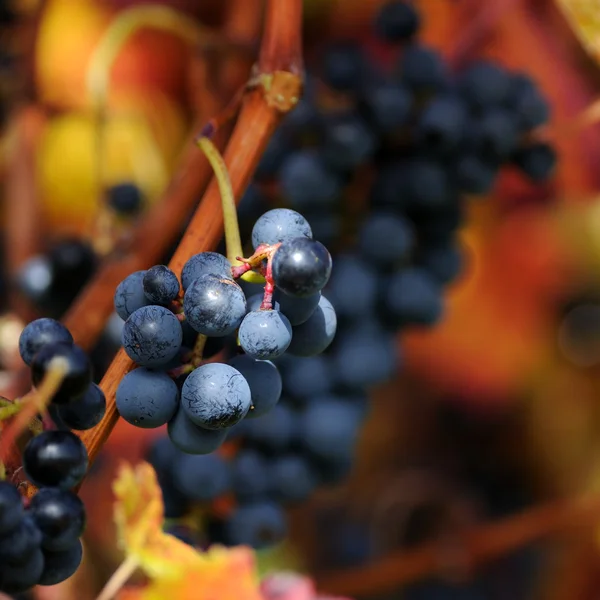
(3, 0), (600, 599)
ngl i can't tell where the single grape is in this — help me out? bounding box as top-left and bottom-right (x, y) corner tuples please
(245, 404), (296, 452)
(107, 182), (144, 215)
(167, 406), (228, 455)
(416, 96), (467, 156)
(251, 208), (313, 250)
(16, 255), (53, 305)
(469, 109), (519, 161)
(362, 82), (412, 133)
(374, 0), (421, 42)
(384, 267), (444, 326)
(402, 158), (450, 212)
(181, 252), (232, 291)
(0, 547), (44, 593)
(0, 516), (42, 564)
(272, 238), (332, 298)
(143, 265), (180, 305)
(301, 400), (362, 462)
(57, 383), (106, 431)
(513, 142), (557, 182)
(31, 342), (92, 405)
(238, 310), (293, 360)
(49, 240), (96, 299)
(273, 289), (320, 325)
(172, 453), (231, 501)
(418, 242), (464, 286)
(183, 274), (246, 337)
(28, 488), (85, 551)
(358, 213), (414, 269)
(229, 355), (282, 418)
(454, 154), (498, 195)
(114, 270), (151, 321)
(287, 295), (337, 357)
(224, 502), (287, 549)
(280, 355), (332, 402)
(271, 455), (317, 503)
(321, 112), (377, 171)
(116, 368), (179, 428)
(279, 151), (342, 211)
(182, 363), (251, 430)
(322, 42), (365, 93)
(23, 430), (88, 489)
(508, 75), (550, 131)
(38, 540), (83, 586)
(0, 481), (24, 535)
(122, 305), (183, 367)
(459, 60), (511, 111)
(398, 44), (447, 92)
(19, 318), (73, 366)
(231, 449), (270, 501)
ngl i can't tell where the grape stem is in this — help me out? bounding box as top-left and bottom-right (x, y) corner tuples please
(95, 554), (140, 600)
(260, 251), (276, 311)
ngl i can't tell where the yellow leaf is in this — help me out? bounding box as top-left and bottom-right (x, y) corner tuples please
(555, 0), (600, 64)
(113, 461), (204, 579)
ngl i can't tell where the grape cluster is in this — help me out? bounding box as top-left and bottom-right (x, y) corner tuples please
(0, 318), (101, 593)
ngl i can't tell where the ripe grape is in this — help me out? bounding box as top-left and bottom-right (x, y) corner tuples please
(57, 383), (106, 430)
(23, 431), (88, 489)
(245, 404), (296, 452)
(28, 488), (85, 551)
(454, 154), (497, 195)
(416, 96), (466, 156)
(358, 213), (414, 269)
(172, 453), (231, 501)
(272, 290), (320, 325)
(362, 82), (412, 133)
(398, 44), (447, 92)
(322, 42), (365, 92)
(0, 548), (44, 593)
(280, 355), (332, 402)
(271, 455), (317, 503)
(228, 355), (282, 418)
(31, 342), (92, 405)
(272, 238), (332, 298)
(114, 270), (151, 321)
(231, 450), (270, 500)
(224, 502), (287, 549)
(469, 109), (519, 161)
(321, 112), (377, 171)
(513, 142), (557, 182)
(375, 1), (421, 42)
(0, 516), (41, 563)
(0, 482), (24, 534)
(122, 305), (183, 367)
(238, 310), (293, 360)
(251, 208), (313, 250)
(38, 540), (83, 586)
(181, 363), (251, 430)
(167, 406), (228, 455)
(116, 368), (179, 428)
(181, 252), (232, 290)
(183, 274), (246, 337)
(418, 242), (464, 285)
(459, 60), (511, 111)
(287, 295), (337, 357)
(19, 318), (73, 366)
(107, 182), (144, 215)
(143, 265), (180, 305)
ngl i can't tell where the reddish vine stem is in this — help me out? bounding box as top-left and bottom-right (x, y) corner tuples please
(74, 0), (303, 476)
(316, 492), (600, 596)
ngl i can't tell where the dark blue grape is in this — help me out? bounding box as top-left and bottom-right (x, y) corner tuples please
(245, 404), (296, 452)
(507, 73), (550, 131)
(231, 449), (270, 500)
(271, 455), (317, 503)
(279, 151), (342, 211)
(398, 44), (447, 92)
(57, 383), (106, 430)
(513, 142), (557, 182)
(172, 453), (231, 501)
(273, 289), (320, 326)
(287, 295), (337, 357)
(375, 1), (421, 42)
(332, 324), (398, 389)
(23, 430), (88, 489)
(254, 128), (294, 181)
(228, 355), (282, 418)
(114, 270), (151, 321)
(416, 96), (467, 156)
(0, 516), (41, 564)
(322, 112), (377, 171)
(358, 213), (414, 269)
(418, 243), (463, 285)
(224, 502), (287, 549)
(183, 274), (246, 337)
(384, 267), (444, 326)
(167, 406), (227, 455)
(0, 482), (23, 535)
(28, 488), (85, 552)
(362, 82), (412, 133)
(116, 368), (179, 428)
(238, 310), (293, 360)
(38, 540), (83, 586)
(454, 154), (498, 195)
(403, 158), (451, 212)
(107, 182), (143, 215)
(122, 305), (183, 367)
(301, 400), (362, 462)
(322, 42), (366, 93)
(181, 252), (232, 291)
(325, 255), (378, 321)
(49, 240), (96, 299)
(19, 318), (73, 366)
(281, 355), (332, 401)
(143, 265), (180, 305)
(0, 547), (44, 593)
(251, 208), (312, 250)
(459, 61), (511, 111)
(370, 162), (405, 211)
(469, 109), (519, 161)
(31, 342), (92, 405)
(272, 238), (332, 298)
(181, 363), (251, 430)
(16, 255), (53, 305)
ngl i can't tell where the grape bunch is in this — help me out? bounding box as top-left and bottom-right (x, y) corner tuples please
(0, 318), (102, 594)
